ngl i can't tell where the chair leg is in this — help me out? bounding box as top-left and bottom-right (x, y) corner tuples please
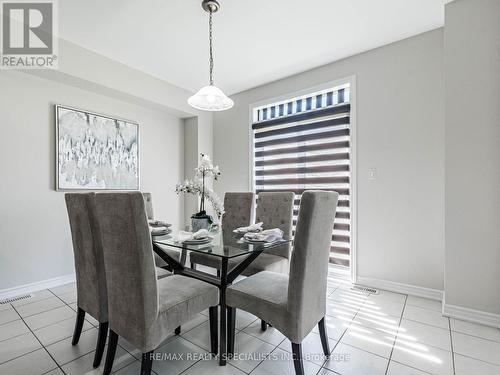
(72, 308), (85, 345)
(261, 319), (268, 331)
(216, 269), (221, 277)
(175, 326), (181, 335)
(209, 306), (218, 356)
(291, 342), (305, 375)
(103, 330), (118, 375)
(93, 322), (108, 368)
(191, 262), (196, 270)
(318, 317), (330, 356)
(227, 307), (236, 356)
(141, 351), (154, 375)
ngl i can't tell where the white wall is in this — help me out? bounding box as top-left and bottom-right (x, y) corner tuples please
(0, 70), (184, 290)
(183, 117), (200, 228)
(213, 29), (445, 291)
(444, 0), (500, 315)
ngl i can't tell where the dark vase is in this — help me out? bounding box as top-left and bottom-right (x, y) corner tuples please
(191, 210), (213, 232)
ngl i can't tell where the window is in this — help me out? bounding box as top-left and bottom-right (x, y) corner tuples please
(251, 83), (352, 268)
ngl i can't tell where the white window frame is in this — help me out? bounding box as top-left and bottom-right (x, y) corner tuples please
(247, 75), (357, 283)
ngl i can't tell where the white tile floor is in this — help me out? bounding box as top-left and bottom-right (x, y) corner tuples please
(1, 273), (499, 375)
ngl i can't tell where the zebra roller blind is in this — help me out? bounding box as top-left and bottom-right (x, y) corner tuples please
(252, 84), (352, 267)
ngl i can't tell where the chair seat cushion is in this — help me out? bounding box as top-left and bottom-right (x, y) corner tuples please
(242, 254), (288, 276)
(227, 271), (292, 339)
(155, 267), (171, 279)
(142, 275), (219, 352)
(189, 251), (222, 269)
(154, 248), (181, 268)
(189, 252), (288, 276)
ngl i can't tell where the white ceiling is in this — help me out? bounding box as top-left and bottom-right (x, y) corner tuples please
(59, 0), (445, 95)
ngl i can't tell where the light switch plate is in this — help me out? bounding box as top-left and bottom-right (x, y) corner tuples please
(368, 168), (377, 180)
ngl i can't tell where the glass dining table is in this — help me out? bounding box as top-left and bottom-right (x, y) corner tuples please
(151, 229), (291, 366)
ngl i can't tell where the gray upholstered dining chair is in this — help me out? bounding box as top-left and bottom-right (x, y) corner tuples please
(94, 192), (219, 375)
(142, 192), (181, 269)
(65, 193), (172, 369)
(240, 192), (294, 276)
(189, 192), (255, 273)
(65, 193), (109, 369)
(225, 191), (339, 375)
(190, 192), (293, 330)
(142, 192), (155, 220)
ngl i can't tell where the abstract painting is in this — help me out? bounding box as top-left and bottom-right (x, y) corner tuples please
(56, 105), (139, 190)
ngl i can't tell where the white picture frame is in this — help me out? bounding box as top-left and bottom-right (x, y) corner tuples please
(55, 105), (140, 191)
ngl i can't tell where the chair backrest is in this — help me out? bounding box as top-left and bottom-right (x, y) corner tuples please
(287, 190), (339, 341)
(142, 192), (154, 220)
(65, 193), (108, 322)
(222, 192), (254, 230)
(255, 192), (294, 259)
(94, 192), (159, 339)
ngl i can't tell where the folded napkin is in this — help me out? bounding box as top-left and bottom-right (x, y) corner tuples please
(243, 228), (284, 243)
(175, 229), (212, 243)
(148, 219), (172, 228)
(233, 222), (263, 234)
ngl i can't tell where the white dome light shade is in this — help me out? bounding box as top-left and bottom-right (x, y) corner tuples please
(188, 85), (234, 111)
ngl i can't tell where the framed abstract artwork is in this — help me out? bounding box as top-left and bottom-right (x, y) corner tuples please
(55, 105), (140, 190)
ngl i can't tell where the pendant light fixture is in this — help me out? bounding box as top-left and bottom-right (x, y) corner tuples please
(188, 0), (234, 111)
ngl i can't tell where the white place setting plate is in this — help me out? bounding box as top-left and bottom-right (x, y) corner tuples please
(183, 237), (213, 245)
(241, 237), (269, 244)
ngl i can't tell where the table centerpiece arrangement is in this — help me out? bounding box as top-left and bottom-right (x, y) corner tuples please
(175, 153), (224, 232)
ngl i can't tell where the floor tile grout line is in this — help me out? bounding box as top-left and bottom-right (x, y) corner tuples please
(0, 316), (21, 328)
(239, 326), (285, 347)
(175, 333), (212, 354)
(448, 317), (456, 375)
(24, 317), (96, 340)
(0, 318), (33, 343)
(400, 315), (453, 331)
(116, 341), (142, 361)
(248, 340), (323, 375)
(12, 287), (103, 372)
(0, 330), (30, 344)
(247, 344), (281, 375)
(179, 315), (211, 336)
(32, 313), (94, 332)
(14, 300), (69, 320)
(9, 303), (67, 375)
(179, 323), (277, 371)
(333, 288), (496, 374)
(449, 351), (500, 367)
(384, 294), (407, 375)
(227, 361), (249, 374)
(0, 343), (44, 366)
(14, 290), (81, 332)
(448, 327), (500, 344)
(9, 293), (60, 309)
(386, 294), (457, 375)
(389, 358), (435, 375)
(37, 323), (96, 349)
(236, 317), (259, 332)
(174, 357), (203, 375)
(52, 343), (99, 368)
(319, 290), (367, 373)
(21, 295), (96, 345)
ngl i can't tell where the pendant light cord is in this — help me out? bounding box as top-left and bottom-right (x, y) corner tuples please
(209, 10), (214, 85)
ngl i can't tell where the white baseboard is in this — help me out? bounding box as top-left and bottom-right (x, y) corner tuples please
(442, 298), (500, 329)
(0, 274), (76, 300)
(356, 276), (443, 301)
